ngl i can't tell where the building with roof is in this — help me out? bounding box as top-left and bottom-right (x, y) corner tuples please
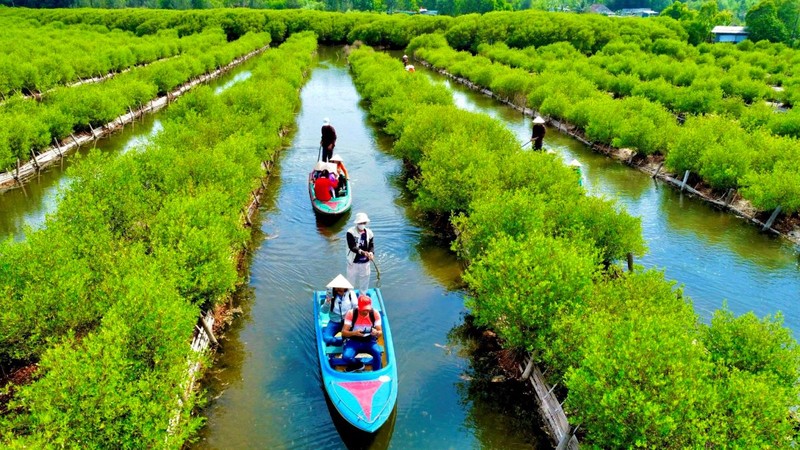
(618, 8), (658, 17)
(587, 4), (615, 15)
(710, 26), (749, 43)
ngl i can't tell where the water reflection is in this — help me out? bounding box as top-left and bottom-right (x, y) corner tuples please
(447, 320), (549, 449)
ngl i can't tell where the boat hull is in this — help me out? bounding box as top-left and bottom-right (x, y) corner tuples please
(308, 171), (352, 216)
(313, 288), (398, 433)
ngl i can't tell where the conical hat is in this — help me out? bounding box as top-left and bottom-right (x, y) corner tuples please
(314, 161), (327, 171)
(330, 154), (344, 162)
(326, 274), (353, 289)
(569, 159), (582, 168)
(533, 116), (545, 124)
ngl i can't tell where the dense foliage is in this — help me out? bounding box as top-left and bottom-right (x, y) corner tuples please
(348, 45), (798, 447)
(0, 12), (216, 98)
(409, 32), (800, 213)
(0, 26), (270, 171)
(0, 32), (317, 447)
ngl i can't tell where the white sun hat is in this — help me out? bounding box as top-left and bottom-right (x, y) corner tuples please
(354, 212), (370, 224)
(323, 118), (330, 126)
(314, 161), (327, 171)
(533, 116), (545, 124)
(569, 159), (582, 168)
(327, 163), (338, 173)
(330, 154), (344, 162)
(327, 274), (354, 289)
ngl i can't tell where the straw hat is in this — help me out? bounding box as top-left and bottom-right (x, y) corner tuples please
(326, 274), (353, 289)
(323, 118), (330, 126)
(314, 161), (327, 171)
(569, 159), (582, 168)
(327, 163), (338, 173)
(533, 116), (545, 124)
(354, 212), (370, 224)
(329, 154), (343, 162)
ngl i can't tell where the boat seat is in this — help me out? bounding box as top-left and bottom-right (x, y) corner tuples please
(327, 346), (384, 365)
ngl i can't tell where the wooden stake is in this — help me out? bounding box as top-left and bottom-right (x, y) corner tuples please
(199, 314), (219, 347)
(652, 162), (664, 179)
(680, 170), (690, 192)
(626, 252), (634, 272)
(762, 206), (782, 231)
(30, 149), (39, 172)
(53, 138), (63, 158)
(521, 357), (534, 380)
(88, 123), (97, 140)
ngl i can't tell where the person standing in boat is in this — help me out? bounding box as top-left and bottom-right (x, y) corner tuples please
(321, 274), (358, 347)
(346, 212), (374, 294)
(320, 118), (337, 162)
(402, 54), (409, 65)
(531, 115), (546, 151)
(341, 294), (383, 372)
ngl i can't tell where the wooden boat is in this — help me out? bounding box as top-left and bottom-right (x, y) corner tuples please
(308, 161), (352, 216)
(313, 287), (398, 433)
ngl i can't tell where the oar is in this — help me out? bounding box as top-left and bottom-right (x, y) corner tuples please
(317, 145), (322, 162)
(372, 257), (381, 287)
(521, 139), (532, 148)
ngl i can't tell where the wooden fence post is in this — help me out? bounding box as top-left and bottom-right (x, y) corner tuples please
(521, 357), (534, 381)
(200, 314), (219, 347)
(762, 206), (782, 231)
(30, 149), (39, 172)
(723, 188), (735, 207)
(555, 424), (579, 450)
(652, 162), (664, 179)
(680, 170), (690, 192)
(53, 138), (63, 158)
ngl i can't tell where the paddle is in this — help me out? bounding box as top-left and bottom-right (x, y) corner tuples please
(317, 145), (323, 162)
(371, 257), (381, 287)
(521, 139), (532, 148)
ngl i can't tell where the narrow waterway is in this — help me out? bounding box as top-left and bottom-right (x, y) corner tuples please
(0, 57), (259, 241)
(416, 66), (799, 335)
(194, 47), (546, 449)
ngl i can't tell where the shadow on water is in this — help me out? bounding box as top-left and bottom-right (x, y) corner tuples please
(446, 319), (549, 449)
(325, 397), (397, 450)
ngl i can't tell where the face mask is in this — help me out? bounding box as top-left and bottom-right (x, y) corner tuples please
(357, 224), (366, 231)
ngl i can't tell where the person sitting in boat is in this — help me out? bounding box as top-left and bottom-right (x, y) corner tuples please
(405, 64), (415, 73)
(312, 160), (327, 179)
(314, 168), (338, 202)
(329, 155), (348, 196)
(321, 274), (358, 347)
(341, 295), (383, 372)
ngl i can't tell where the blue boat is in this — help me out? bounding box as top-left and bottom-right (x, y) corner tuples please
(308, 161), (352, 216)
(313, 287), (398, 433)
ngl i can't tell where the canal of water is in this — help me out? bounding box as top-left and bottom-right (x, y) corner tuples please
(193, 46), (545, 449)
